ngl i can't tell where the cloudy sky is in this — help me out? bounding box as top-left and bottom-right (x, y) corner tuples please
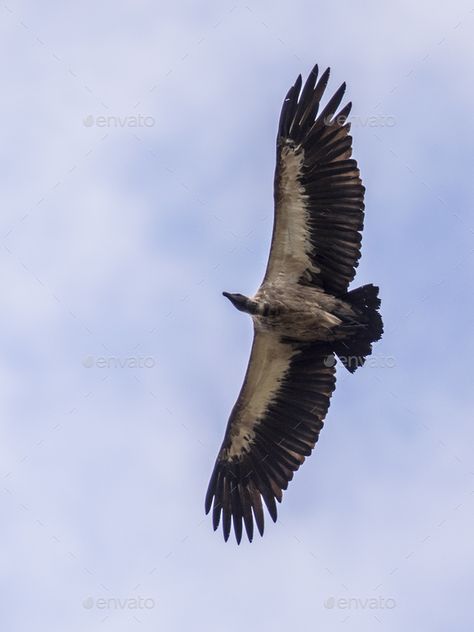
(1, 1), (474, 630)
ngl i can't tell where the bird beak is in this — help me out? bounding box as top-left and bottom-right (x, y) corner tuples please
(223, 292), (245, 311)
(223, 291), (236, 305)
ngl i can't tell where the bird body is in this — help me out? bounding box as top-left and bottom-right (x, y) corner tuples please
(206, 64), (383, 543)
(226, 286), (357, 342)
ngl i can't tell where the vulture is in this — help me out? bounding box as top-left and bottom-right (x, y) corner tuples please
(205, 64), (383, 543)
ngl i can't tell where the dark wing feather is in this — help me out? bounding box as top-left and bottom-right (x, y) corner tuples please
(205, 330), (336, 543)
(265, 66), (365, 296)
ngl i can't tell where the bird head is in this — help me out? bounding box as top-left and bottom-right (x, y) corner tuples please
(222, 292), (249, 312)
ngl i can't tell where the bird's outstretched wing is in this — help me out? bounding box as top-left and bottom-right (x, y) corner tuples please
(205, 330), (336, 543)
(264, 65), (365, 296)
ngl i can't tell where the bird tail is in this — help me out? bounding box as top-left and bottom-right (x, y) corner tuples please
(334, 284), (383, 373)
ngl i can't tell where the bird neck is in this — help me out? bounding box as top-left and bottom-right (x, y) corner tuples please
(242, 297), (259, 315)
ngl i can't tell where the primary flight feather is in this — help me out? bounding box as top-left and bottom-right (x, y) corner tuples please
(205, 63), (383, 543)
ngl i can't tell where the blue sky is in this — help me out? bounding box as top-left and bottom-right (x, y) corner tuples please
(1, 1), (474, 630)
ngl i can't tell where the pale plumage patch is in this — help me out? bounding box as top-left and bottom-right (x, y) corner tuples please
(266, 143), (321, 283)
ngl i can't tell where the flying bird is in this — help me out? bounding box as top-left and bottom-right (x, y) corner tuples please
(205, 64), (383, 543)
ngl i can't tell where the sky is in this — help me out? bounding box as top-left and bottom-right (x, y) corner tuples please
(1, 1), (474, 630)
